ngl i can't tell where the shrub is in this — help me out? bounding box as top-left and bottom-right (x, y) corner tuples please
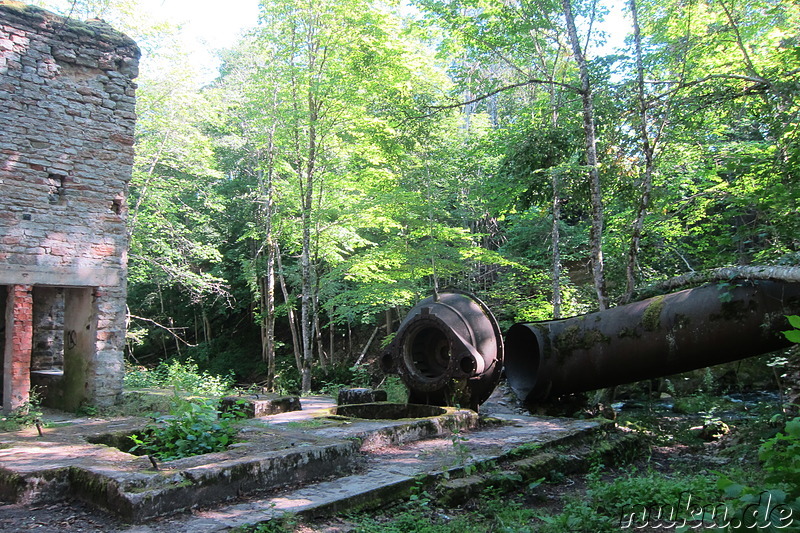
(540, 466), (718, 533)
(783, 316), (800, 344)
(123, 358), (234, 396)
(0, 388), (43, 431)
(708, 417), (800, 532)
(130, 397), (243, 461)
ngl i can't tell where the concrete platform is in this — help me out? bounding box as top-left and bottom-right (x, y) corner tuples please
(0, 396), (618, 532)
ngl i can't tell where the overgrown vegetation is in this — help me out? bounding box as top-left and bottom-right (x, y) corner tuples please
(0, 388), (43, 431)
(16, 0), (800, 524)
(123, 358), (234, 397)
(129, 397), (245, 461)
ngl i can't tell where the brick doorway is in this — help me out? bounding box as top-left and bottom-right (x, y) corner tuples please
(1, 285), (95, 414)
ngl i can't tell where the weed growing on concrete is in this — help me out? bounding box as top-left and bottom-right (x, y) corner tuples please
(283, 418), (333, 430)
(0, 387), (43, 431)
(129, 397), (242, 461)
(450, 427), (473, 472)
(233, 513), (299, 533)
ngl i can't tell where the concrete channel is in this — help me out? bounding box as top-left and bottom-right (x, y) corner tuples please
(0, 394), (637, 531)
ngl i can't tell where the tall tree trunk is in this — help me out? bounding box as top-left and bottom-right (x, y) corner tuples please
(551, 169), (563, 319)
(347, 321), (353, 361)
(299, 95), (317, 393)
(312, 288), (328, 371)
(624, 0), (654, 303)
(300, 222), (313, 393)
(562, 0), (608, 310)
(624, 0), (673, 303)
(254, 92), (280, 387)
(547, 71), (564, 319)
(256, 162), (278, 389)
(277, 244), (303, 374)
(329, 321), (335, 366)
(201, 306), (211, 344)
(265, 238), (276, 388)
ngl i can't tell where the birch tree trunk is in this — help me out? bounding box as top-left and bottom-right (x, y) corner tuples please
(561, 0), (608, 310)
(623, 0), (655, 303)
(645, 266), (800, 297)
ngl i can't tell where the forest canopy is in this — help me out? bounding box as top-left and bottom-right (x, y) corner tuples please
(32, 0), (800, 392)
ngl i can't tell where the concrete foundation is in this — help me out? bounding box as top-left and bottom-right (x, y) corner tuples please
(0, 395), (623, 530)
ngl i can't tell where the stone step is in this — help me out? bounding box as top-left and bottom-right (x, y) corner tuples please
(436, 429), (646, 506)
(0, 399), (480, 523)
(116, 414), (623, 532)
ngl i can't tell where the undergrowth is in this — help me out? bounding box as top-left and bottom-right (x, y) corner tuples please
(124, 357), (234, 396)
(0, 387), (43, 431)
(129, 397), (246, 461)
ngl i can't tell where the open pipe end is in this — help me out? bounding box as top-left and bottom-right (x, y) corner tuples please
(504, 323), (545, 403)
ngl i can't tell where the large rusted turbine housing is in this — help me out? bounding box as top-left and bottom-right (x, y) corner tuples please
(381, 291), (503, 410)
(505, 280), (800, 403)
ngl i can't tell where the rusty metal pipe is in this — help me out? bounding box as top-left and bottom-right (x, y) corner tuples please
(505, 281), (800, 403)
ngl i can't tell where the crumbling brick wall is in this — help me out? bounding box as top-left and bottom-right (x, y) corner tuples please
(0, 1), (139, 410)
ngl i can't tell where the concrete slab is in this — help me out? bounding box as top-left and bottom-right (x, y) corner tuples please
(0, 394), (614, 531)
(0, 397), (478, 522)
(119, 413), (612, 532)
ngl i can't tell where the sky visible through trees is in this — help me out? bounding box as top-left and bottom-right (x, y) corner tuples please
(31, 0), (800, 392)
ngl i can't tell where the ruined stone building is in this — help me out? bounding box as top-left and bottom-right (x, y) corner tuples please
(0, 1), (139, 413)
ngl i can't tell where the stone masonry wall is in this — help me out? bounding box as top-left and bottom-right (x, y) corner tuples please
(0, 1), (139, 408)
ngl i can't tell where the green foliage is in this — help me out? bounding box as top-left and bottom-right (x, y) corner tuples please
(272, 358), (302, 396)
(233, 514), (299, 533)
(351, 494), (539, 533)
(450, 427), (472, 470)
(40, 0), (800, 391)
(188, 337), (265, 383)
(381, 375), (409, 404)
(684, 417), (800, 532)
(123, 358), (234, 397)
(759, 418), (800, 499)
(492, 126), (579, 212)
(784, 316), (800, 344)
(539, 467), (718, 533)
(129, 398), (243, 461)
(313, 363), (372, 395)
(0, 388), (43, 431)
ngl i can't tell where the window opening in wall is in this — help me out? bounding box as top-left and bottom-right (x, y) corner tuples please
(47, 173), (66, 204)
(32, 287), (65, 373)
(111, 198), (122, 214)
(29, 287), (67, 410)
